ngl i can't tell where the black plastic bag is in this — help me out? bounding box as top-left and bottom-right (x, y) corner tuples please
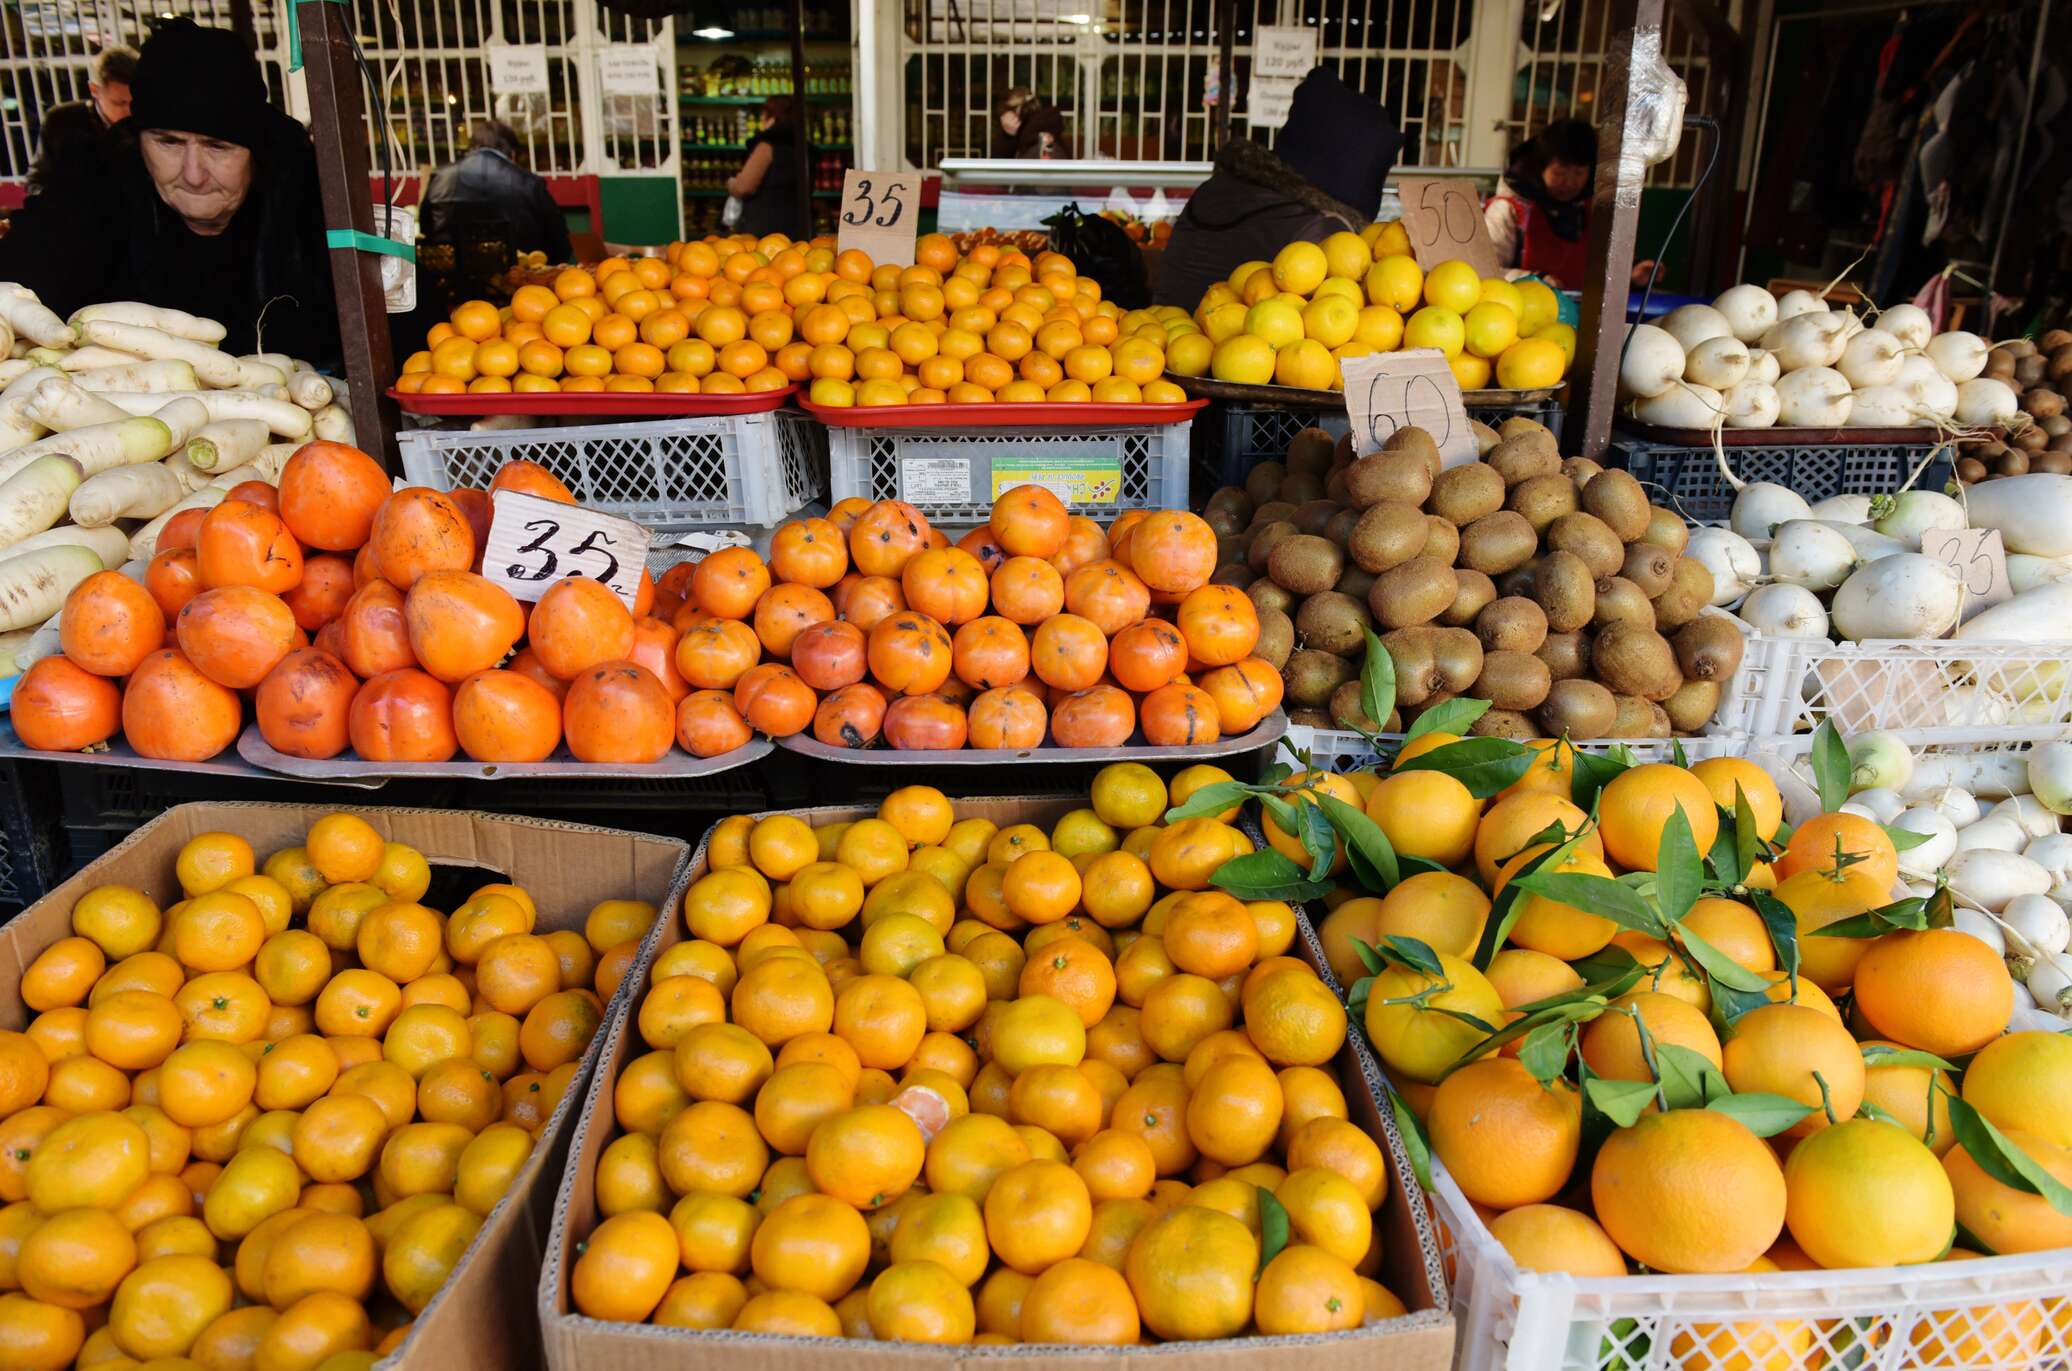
(1043, 203), (1149, 310)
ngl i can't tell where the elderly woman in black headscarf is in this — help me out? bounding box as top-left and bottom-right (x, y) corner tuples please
(0, 19), (337, 366)
(1154, 67), (1402, 309)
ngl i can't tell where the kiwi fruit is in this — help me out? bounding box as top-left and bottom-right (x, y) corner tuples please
(1495, 561), (1539, 600)
(1329, 679), (1379, 732)
(1323, 507), (1361, 547)
(1442, 568), (1498, 627)
(1254, 608), (1295, 670)
(1674, 614), (1745, 681)
(1268, 534), (1345, 596)
(1998, 450), (2031, 477)
(1345, 450), (1436, 509)
(1547, 512), (1624, 578)
(1370, 556), (1459, 630)
(1591, 576), (1656, 632)
(1509, 473), (1579, 532)
(1293, 499), (1342, 536)
(2045, 329), (2072, 350)
(1203, 503), (1245, 539)
(1248, 578), (1296, 618)
(1563, 456), (1605, 487)
(1534, 549), (1597, 634)
(1459, 510), (1538, 575)
(1668, 556), (1715, 606)
(1284, 648), (1354, 708)
(1251, 500), (1298, 529)
(2025, 389), (2066, 421)
(1488, 431), (1561, 485)
(1958, 458), (1989, 484)
(1381, 427), (1443, 481)
(1210, 563), (1255, 589)
(1499, 416), (1554, 443)
(1243, 463), (1285, 506)
(1537, 630), (1590, 682)
(1594, 622), (1683, 701)
(1296, 591), (1373, 657)
(1620, 542), (1675, 597)
(1287, 427), (1337, 475)
(1663, 678), (1721, 733)
(1607, 694), (1659, 738)
(1475, 596), (1549, 654)
(1641, 505), (1690, 555)
(1336, 564), (1377, 603)
(1214, 532), (1246, 565)
(1421, 516), (1461, 566)
(1652, 582), (1703, 631)
(1469, 419), (1500, 456)
(2035, 450), (2072, 475)
(1537, 678), (1617, 738)
(1280, 470), (1326, 504)
(1427, 463), (1507, 526)
(1383, 625), (1483, 706)
(1474, 649), (1552, 712)
(1324, 466), (1352, 504)
(1579, 469), (1651, 542)
(1347, 501), (1430, 574)
(1248, 520), (1299, 574)
(1470, 708), (1538, 740)
(2018, 354), (2049, 389)
(1205, 484), (1253, 521)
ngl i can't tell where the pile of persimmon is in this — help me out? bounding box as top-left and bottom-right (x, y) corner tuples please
(0, 813), (635, 1369)
(7, 443), (742, 768)
(666, 485), (1286, 753)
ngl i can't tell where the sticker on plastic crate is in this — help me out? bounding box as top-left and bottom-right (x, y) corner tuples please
(1921, 527), (2013, 620)
(902, 456), (972, 504)
(990, 452), (1122, 505)
(483, 491), (650, 609)
(673, 529), (752, 554)
(1342, 349), (1475, 467)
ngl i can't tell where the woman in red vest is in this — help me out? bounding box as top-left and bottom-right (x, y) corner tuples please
(1485, 119), (1652, 288)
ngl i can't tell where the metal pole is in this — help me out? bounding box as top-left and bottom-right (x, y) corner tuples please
(1985, 0), (2050, 315)
(791, 0), (814, 236)
(1214, 0), (1234, 151)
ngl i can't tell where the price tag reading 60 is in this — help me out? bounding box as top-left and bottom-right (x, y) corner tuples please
(838, 170), (921, 269)
(482, 490), (651, 609)
(1340, 348), (1477, 469)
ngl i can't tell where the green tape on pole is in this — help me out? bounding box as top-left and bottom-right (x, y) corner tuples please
(288, 0), (348, 73)
(326, 229), (415, 263)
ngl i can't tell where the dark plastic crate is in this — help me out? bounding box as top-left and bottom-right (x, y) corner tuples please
(1611, 437), (1953, 524)
(1200, 398), (1567, 496)
(0, 759), (61, 916)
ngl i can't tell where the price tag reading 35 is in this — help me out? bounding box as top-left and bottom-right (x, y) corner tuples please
(1920, 526), (2013, 621)
(1393, 176), (1501, 279)
(483, 491), (651, 610)
(838, 170), (921, 269)
(1340, 348), (1477, 468)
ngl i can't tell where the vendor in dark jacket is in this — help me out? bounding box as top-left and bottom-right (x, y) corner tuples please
(0, 20), (338, 368)
(29, 43), (137, 196)
(420, 120), (572, 262)
(1155, 67), (1401, 309)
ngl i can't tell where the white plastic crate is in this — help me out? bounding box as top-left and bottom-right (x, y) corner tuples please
(1426, 1161), (2072, 1371)
(1751, 637), (2072, 742)
(825, 420), (1191, 524)
(1288, 724), (1749, 774)
(396, 410), (827, 530)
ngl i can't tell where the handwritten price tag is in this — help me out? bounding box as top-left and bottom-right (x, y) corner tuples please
(1921, 526), (2012, 622)
(1393, 176), (1499, 279)
(837, 170), (921, 269)
(483, 491), (650, 610)
(1341, 348), (1476, 468)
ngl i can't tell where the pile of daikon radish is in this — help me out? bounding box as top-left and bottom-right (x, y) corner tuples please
(1620, 285), (2008, 431)
(0, 288), (352, 678)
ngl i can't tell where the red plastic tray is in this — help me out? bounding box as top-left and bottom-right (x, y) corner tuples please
(800, 397), (1207, 429)
(389, 384), (796, 418)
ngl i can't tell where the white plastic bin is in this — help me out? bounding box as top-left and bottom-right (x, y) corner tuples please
(1752, 637), (2072, 741)
(825, 418), (1191, 524)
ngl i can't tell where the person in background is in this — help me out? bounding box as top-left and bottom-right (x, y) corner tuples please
(993, 87), (1032, 157)
(1485, 117), (1654, 288)
(726, 95), (806, 240)
(28, 43), (137, 195)
(1014, 99), (1065, 158)
(0, 19), (336, 366)
(1155, 67), (1401, 309)
(420, 119), (572, 262)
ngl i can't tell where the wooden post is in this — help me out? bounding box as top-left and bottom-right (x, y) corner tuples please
(1213, 0), (1234, 152)
(296, 0), (399, 470)
(789, 0), (814, 236)
(1569, 0), (1664, 460)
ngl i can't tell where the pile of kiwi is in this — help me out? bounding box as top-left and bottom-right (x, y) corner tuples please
(1958, 332), (2072, 483)
(1201, 418), (1747, 741)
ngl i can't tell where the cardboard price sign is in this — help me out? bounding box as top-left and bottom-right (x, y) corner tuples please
(1921, 526), (2013, 621)
(1340, 348), (1476, 468)
(837, 170), (921, 268)
(1394, 176), (1500, 279)
(483, 491), (650, 610)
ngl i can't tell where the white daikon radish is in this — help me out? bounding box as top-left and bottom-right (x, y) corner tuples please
(1947, 849), (2052, 911)
(1619, 324), (1685, 400)
(1845, 385), (1916, 428)
(1892, 807), (1958, 875)
(70, 301), (225, 345)
(1813, 519), (1905, 563)
(1721, 381), (1779, 428)
(27, 377), (129, 432)
(1766, 313), (1851, 370)
(1955, 815), (2027, 854)
(1989, 796), (2063, 840)
(1773, 367), (1853, 427)
(68, 462), (190, 527)
(1955, 377), (2018, 427)
(1711, 284), (1778, 342)
(1809, 493), (1873, 522)
(287, 371), (333, 411)
(1745, 349), (1781, 385)
(69, 360), (198, 394)
(0, 455), (83, 549)
(2027, 741), (2072, 815)
(2026, 833), (2072, 885)
(1830, 553), (1963, 639)
(0, 541), (99, 630)
(1847, 732), (1916, 795)
(1634, 383), (1722, 429)
(242, 352), (295, 376)
(74, 319), (248, 387)
(185, 419), (270, 472)
(1957, 475), (2072, 556)
(1895, 354), (1958, 415)
(1684, 526), (1761, 605)
(1959, 582), (2072, 650)
(219, 444), (297, 487)
(0, 288), (75, 348)
(1738, 582), (1828, 637)
(1871, 490), (1964, 549)
(2010, 1004), (2069, 1031)
(1776, 289), (1828, 322)
(88, 390), (312, 439)
(2006, 554), (2072, 593)
(1683, 336), (1751, 390)
(1849, 788), (1909, 823)
(1905, 752), (2031, 800)
(1927, 787), (1984, 827)
(150, 397), (210, 451)
(0, 415), (173, 485)
(1954, 906), (2008, 955)
(2004, 893), (2071, 957)
(128, 487), (225, 562)
(1838, 329), (1906, 388)
(1925, 330), (1989, 382)
(1872, 302), (1933, 350)
(1661, 304), (1734, 354)
(311, 405), (355, 444)
(0, 523), (128, 567)
(54, 346), (146, 373)
(1730, 483), (1812, 544)
(1941, 685), (2016, 726)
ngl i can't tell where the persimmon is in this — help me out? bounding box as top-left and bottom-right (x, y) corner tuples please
(277, 442), (391, 551)
(674, 619), (761, 691)
(313, 619), (347, 660)
(956, 526), (1008, 576)
(901, 548), (988, 627)
(1176, 586), (1260, 667)
(1063, 561), (1150, 636)
(352, 543), (381, 589)
(223, 480), (277, 510)
(349, 669), (458, 762)
(123, 649), (242, 761)
(833, 575), (904, 630)
(506, 647), (570, 701)
(848, 500), (933, 578)
(1107, 509), (1149, 564)
(196, 499), (303, 594)
(452, 669), (563, 763)
(990, 484), (1070, 559)
(1030, 614), (1109, 692)
(1198, 657), (1283, 734)
(769, 518), (848, 588)
(144, 548), (204, 622)
(967, 685), (1047, 749)
(951, 617), (1030, 691)
(753, 583), (835, 659)
(563, 661), (675, 763)
(691, 548), (771, 621)
(1108, 619), (1187, 693)
(789, 620), (867, 691)
(404, 571), (526, 683)
(883, 695), (967, 750)
(176, 585), (298, 689)
(675, 690), (752, 758)
(11, 656), (120, 751)
(255, 648), (358, 760)
(826, 496), (874, 533)
(989, 557), (1065, 626)
(812, 683), (886, 748)
(369, 488), (473, 591)
(657, 560), (696, 602)
(528, 576), (635, 680)
(1050, 516), (1110, 576)
(632, 568), (655, 618)
(1126, 511), (1217, 594)
(732, 663), (815, 737)
(627, 617), (689, 702)
(339, 580), (415, 679)
(156, 507), (209, 554)
(1140, 682), (1221, 747)
(488, 459), (577, 505)
(59, 571), (164, 677)
(283, 555), (357, 632)
(867, 613), (954, 696)
(1050, 684), (1135, 748)
(449, 488), (494, 571)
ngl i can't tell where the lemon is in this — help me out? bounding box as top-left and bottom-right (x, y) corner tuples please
(1320, 231), (1372, 280)
(1245, 298), (1305, 349)
(1496, 336), (1568, 388)
(1275, 338), (1338, 391)
(1152, 305), (1190, 321)
(1227, 260), (1271, 292)
(1403, 306), (1464, 357)
(1272, 241), (1329, 295)
(1372, 221), (1412, 257)
(1364, 255), (1423, 312)
(1514, 279), (1560, 332)
(1143, 379), (1187, 403)
(1532, 320), (1577, 363)
(1477, 278), (1523, 317)
(1302, 296), (1359, 348)
(1462, 301), (1520, 359)
(1202, 301), (1250, 345)
(809, 376), (855, 406)
(1353, 304), (1404, 351)
(1241, 271), (1283, 306)
(1165, 331), (1213, 377)
(1197, 282), (1238, 314)
(1313, 277), (1365, 304)
(1211, 334), (1276, 384)
(1448, 351), (1492, 390)
(1423, 260), (1481, 313)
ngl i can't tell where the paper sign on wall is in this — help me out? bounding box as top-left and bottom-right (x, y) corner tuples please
(1921, 527), (2013, 621)
(1393, 176), (1500, 278)
(483, 491), (650, 610)
(487, 44), (551, 97)
(1340, 348), (1475, 467)
(1253, 25), (1318, 79)
(1248, 76), (1297, 129)
(837, 170), (922, 268)
(599, 46), (659, 96)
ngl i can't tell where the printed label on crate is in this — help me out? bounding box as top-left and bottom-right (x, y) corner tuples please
(487, 44), (550, 96)
(483, 491), (649, 609)
(901, 456), (973, 504)
(990, 452), (1122, 506)
(673, 529), (752, 554)
(599, 45), (659, 96)
(1394, 176), (1501, 279)
(1253, 25), (1318, 78)
(838, 170), (921, 268)
(1921, 527), (2013, 621)
(1341, 348), (1476, 467)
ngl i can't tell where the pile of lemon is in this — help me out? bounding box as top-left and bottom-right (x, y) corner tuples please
(1165, 223), (1576, 394)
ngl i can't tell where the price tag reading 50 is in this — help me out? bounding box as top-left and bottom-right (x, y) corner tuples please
(838, 170), (921, 269)
(1393, 176), (1500, 279)
(1340, 348), (1477, 469)
(482, 490), (651, 610)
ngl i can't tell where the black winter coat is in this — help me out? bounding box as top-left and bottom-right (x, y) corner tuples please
(1153, 137), (1370, 310)
(421, 147), (572, 262)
